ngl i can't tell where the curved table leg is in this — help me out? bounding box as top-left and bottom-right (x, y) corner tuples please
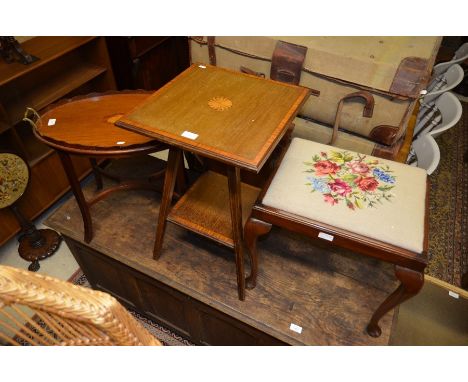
(366, 265), (424, 338)
(244, 217), (272, 289)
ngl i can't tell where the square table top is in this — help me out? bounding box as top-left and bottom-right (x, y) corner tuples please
(116, 64), (310, 172)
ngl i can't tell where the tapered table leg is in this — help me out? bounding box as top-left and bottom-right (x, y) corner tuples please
(58, 151), (93, 243)
(175, 152), (188, 195)
(227, 166), (246, 301)
(153, 148), (182, 259)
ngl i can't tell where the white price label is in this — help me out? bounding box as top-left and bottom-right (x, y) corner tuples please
(48, 119), (56, 126)
(449, 291), (459, 299)
(181, 131), (199, 140)
(289, 323), (302, 334)
(318, 232), (334, 242)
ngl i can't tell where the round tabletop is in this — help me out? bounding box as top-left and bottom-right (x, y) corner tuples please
(0, 153), (29, 209)
(33, 91), (163, 155)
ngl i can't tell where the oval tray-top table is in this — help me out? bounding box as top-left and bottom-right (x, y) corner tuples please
(24, 91), (176, 243)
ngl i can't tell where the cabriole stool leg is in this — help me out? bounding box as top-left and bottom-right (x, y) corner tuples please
(244, 217), (272, 289)
(366, 265), (424, 337)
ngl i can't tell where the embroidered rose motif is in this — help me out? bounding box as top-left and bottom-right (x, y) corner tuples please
(355, 176), (379, 192)
(329, 179), (352, 196)
(304, 150), (396, 210)
(313, 160), (340, 176)
(347, 161), (370, 175)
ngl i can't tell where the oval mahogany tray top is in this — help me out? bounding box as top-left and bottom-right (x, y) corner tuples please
(34, 92), (162, 155)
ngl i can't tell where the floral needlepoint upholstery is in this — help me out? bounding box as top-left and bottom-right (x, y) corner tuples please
(262, 138), (427, 253)
(304, 150), (396, 210)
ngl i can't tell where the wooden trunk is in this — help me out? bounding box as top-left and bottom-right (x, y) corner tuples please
(46, 157), (399, 345)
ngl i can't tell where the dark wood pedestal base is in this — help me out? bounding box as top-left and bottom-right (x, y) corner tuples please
(11, 205), (62, 271)
(46, 158), (399, 345)
(18, 229), (62, 271)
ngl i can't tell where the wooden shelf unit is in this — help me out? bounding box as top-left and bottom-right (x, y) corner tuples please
(168, 171), (260, 248)
(0, 36), (116, 247)
(3, 64), (107, 125)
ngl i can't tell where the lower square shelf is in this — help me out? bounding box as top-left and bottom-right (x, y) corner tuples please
(167, 170), (260, 248)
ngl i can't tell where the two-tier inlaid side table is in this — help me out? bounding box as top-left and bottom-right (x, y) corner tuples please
(116, 65), (310, 300)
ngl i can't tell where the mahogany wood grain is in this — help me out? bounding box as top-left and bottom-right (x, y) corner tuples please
(167, 171), (260, 248)
(36, 92), (159, 152)
(31, 92), (170, 244)
(45, 161), (398, 345)
(116, 64), (310, 172)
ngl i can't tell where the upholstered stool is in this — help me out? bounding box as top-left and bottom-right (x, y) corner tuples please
(244, 137), (428, 337)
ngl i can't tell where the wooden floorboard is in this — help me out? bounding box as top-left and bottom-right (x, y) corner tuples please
(46, 156), (397, 345)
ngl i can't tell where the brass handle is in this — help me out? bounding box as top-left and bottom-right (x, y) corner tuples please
(23, 107), (40, 129)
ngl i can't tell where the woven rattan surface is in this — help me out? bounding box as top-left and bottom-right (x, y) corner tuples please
(0, 265), (161, 346)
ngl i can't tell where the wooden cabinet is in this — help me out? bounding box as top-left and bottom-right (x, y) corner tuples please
(106, 37), (190, 90)
(0, 36), (116, 246)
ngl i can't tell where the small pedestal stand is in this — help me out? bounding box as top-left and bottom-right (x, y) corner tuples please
(0, 152), (61, 271)
(11, 205), (62, 271)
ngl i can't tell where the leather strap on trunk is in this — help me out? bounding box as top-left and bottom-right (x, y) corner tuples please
(330, 91), (375, 146)
(270, 40), (307, 85)
(240, 66), (266, 78)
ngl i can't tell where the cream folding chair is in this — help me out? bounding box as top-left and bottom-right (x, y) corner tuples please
(432, 42), (468, 77)
(423, 64), (464, 103)
(414, 91), (463, 139)
(411, 135), (441, 175)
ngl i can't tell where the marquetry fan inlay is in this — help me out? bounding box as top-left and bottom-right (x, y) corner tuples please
(208, 97), (232, 111)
